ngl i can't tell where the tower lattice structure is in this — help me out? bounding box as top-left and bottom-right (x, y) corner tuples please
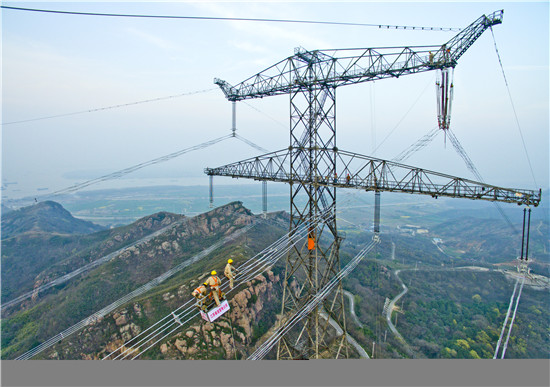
(206, 10), (541, 359)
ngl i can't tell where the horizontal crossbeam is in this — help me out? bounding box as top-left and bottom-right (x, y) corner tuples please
(214, 11), (503, 101)
(205, 148), (540, 207)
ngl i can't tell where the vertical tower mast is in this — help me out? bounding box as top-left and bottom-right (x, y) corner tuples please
(277, 49), (348, 358)
(206, 10), (518, 359)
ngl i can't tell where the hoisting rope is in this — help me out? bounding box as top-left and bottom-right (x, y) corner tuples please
(489, 26), (538, 188)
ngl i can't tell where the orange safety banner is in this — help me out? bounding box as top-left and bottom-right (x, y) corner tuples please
(308, 237), (315, 250)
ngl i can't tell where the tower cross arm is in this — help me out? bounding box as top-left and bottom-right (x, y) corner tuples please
(213, 10), (504, 101)
(205, 148), (541, 207)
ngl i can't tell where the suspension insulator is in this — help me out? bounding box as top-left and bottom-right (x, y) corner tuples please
(436, 68), (454, 133)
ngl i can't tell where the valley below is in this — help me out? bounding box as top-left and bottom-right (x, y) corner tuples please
(1, 186), (549, 360)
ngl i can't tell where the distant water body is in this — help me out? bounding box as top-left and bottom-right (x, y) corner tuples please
(2, 176), (210, 200)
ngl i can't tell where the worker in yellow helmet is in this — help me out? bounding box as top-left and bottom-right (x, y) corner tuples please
(224, 258), (239, 289)
(205, 271), (222, 306)
(191, 283), (209, 310)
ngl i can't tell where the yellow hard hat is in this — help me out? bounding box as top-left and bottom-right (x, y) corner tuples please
(211, 270), (217, 275)
(228, 259), (233, 264)
(203, 282), (208, 286)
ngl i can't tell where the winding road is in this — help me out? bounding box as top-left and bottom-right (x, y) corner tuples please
(385, 270), (415, 357)
(319, 309), (370, 358)
(343, 290), (363, 329)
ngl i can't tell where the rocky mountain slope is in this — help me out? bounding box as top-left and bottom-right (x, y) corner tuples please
(1, 201), (288, 359)
(42, 269), (283, 360)
(2, 199), (547, 360)
(2, 204), (185, 305)
(1, 200), (104, 238)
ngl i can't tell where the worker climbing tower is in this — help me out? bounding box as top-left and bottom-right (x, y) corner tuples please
(206, 10), (540, 359)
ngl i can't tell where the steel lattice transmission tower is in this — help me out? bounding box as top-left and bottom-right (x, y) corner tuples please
(206, 10), (541, 359)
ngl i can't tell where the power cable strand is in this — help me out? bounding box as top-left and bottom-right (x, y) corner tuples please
(500, 275), (526, 359)
(1, 6), (461, 31)
(105, 217), (282, 360)
(248, 240), (379, 360)
(19, 163), (348, 359)
(2, 88), (216, 126)
(2, 218), (188, 310)
(234, 134), (269, 153)
(21, 176), (366, 360)
(392, 127), (439, 163)
(125, 213), (331, 360)
(252, 240), (377, 359)
(493, 278), (519, 358)
(107, 211), (332, 360)
(27, 194), (354, 360)
(40, 134), (233, 198)
(16, 222), (253, 360)
(124, 212), (333, 359)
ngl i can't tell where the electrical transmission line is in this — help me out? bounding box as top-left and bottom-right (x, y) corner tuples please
(248, 239), (379, 360)
(18, 209), (330, 360)
(206, 9), (541, 360)
(104, 211), (333, 360)
(1, 88), (216, 126)
(44, 134), (234, 197)
(2, 218), (189, 310)
(15, 222), (254, 360)
(1, 6), (461, 31)
(28, 131), (266, 202)
(446, 128), (518, 234)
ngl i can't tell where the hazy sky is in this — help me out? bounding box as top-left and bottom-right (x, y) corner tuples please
(2, 1), (548, 200)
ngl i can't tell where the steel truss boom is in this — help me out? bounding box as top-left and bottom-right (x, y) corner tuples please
(214, 11), (503, 101)
(205, 148), (540, 207)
